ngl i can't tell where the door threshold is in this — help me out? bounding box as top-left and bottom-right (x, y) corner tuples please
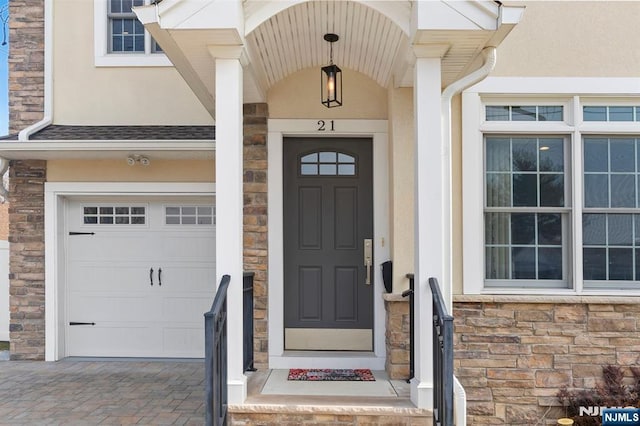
(282, 350), (376, 357)
(270, 351), (385, 370)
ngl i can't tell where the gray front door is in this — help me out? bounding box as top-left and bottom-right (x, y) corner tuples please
(283, 137), (373, 351)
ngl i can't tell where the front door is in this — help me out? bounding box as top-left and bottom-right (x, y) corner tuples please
(283, 137), (373, 351)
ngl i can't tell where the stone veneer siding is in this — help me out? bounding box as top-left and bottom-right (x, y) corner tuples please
(384, 295), (411, 380)
(243, 103), (268, 370)
(454, 297), (640, 425)
(9, 0), (45, 135)
(8, 161), (46, 360)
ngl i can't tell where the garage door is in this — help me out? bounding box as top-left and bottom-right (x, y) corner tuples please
(66, 198), (215, 358)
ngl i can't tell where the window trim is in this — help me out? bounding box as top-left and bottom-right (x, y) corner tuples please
(94, 0), (171, 67)
(463, 77), (640, 296)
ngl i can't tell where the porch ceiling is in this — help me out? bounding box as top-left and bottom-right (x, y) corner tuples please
(137, 1), (521, 117)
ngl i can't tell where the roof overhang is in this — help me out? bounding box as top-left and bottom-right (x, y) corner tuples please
(134, 1), (525, 117)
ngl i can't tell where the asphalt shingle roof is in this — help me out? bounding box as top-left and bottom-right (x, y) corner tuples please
(28, 125), (215, 140)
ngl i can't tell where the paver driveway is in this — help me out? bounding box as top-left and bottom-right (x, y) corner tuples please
(0, 359), (205, 425)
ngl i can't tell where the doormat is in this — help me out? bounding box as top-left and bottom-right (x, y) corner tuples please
(287, 369), (375, 381)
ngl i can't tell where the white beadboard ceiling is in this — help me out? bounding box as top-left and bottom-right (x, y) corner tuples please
(245, 1), (408, 89)
(144, 1), (511, 114)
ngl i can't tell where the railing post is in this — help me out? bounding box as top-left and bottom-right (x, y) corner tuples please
(429, 277), (454, 426)
(402, 273), (415, 383)
(243, 272), (256, 372)
(205, 274), (230, 426)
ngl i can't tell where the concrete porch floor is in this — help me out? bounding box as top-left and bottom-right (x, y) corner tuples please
(229, 369), (432, 425)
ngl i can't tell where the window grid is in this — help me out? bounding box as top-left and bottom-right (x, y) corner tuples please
(583, 137), (640, 284)
(486, 105), (564, 122)
(484, 136), (567, 283)
(83, 206), (146, 225)
(583, 214), (640, 282)
(300, 151), (357, 176)
(165, 206), (216, 225)
(107, 0), (162, 54)
(583, 106), (640, 122)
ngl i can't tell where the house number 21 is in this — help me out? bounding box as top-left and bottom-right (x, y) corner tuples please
(317, 120), (335, 131)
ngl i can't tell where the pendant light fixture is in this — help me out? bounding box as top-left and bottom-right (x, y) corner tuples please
(321, 33), (342, 108)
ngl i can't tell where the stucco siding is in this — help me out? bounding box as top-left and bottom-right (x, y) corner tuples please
(52, 0), (212, 125)
(268, 67), (387, 119)
(494, 1), (640, 77)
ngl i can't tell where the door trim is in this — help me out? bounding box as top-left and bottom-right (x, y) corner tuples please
(267, 119), (390, 369)
(44, 182), (216, 361)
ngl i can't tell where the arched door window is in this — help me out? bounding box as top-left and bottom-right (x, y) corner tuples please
(300, 151), (356, 176)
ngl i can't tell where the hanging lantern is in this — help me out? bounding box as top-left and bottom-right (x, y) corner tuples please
(321, 33), (342, 108)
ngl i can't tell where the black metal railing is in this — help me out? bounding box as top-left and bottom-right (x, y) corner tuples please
(204, 274), (230, 426)
(429, 277), (454, 426)
(402, 273), (415, 383)
(243, 272), (256, 372)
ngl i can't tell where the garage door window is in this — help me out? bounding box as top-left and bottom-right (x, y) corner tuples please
(83, 206), (146, 225)
(165, 206), (215, 225)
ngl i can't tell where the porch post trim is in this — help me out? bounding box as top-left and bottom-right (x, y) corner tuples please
(214, 54), (247, 404)
(412, 53), (444, 409)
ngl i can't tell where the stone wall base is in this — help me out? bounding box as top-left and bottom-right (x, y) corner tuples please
(454, 299), (640, 425)
(384, 294), (410, 380)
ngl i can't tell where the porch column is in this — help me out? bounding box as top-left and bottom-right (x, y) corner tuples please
(412, 46), (448, 409)
(212, 47), (246, 404)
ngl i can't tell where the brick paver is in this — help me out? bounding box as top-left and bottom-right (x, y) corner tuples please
(0, 360), (204, 425)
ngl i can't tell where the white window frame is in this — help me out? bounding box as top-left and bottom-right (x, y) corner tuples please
(94, 0), (171, 67)
(463, 77), (640, 296)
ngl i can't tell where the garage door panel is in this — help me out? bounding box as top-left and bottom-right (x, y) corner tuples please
(162, 327), (205, 358)
(162, 295), (213, 323)
(69, 294), (158, 322)
(153, 266), (216, 293)
(155, 234), (216, 262)
(69, 264), (153, 292)
(68, 235), (156, 262)
(68, 325), (161, 357)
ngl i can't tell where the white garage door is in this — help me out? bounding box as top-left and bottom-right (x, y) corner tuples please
(66, 198), (216, 358)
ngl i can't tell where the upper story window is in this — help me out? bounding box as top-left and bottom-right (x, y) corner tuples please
(95, 0), (171, 67)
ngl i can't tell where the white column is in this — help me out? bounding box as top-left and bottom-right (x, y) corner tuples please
(412, 48), (446, 409)
(213, 49), (246, 404)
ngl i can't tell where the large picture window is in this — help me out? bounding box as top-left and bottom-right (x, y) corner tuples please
(464, 89), (640, 295)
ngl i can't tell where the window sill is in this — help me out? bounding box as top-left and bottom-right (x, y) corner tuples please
(454, 293), (640, 304)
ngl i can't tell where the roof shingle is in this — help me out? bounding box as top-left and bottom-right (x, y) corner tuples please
(28, 125), (215, 141)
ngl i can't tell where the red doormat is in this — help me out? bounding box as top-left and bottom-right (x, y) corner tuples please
(287, 368), (375, 381)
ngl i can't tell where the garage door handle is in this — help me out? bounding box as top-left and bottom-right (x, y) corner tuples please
(69, 322), (95, 326)
(150, 267), (154, 286)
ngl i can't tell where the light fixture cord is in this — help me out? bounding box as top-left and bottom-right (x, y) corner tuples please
(329, 41), (334, 65)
